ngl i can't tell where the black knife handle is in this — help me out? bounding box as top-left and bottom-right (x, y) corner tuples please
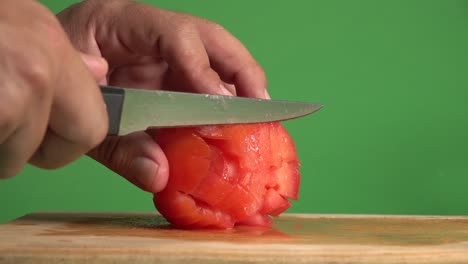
(100, 86), (125, 135)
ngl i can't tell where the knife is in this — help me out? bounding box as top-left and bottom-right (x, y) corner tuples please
(100, 85), (323, 136)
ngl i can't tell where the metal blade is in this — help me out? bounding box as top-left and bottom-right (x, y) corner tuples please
(115, 87), (322, 135)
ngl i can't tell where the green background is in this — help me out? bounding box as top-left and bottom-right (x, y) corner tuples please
(2, 0), (468, 223)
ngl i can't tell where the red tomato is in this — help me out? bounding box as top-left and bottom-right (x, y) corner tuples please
(152, 122), (300, 229)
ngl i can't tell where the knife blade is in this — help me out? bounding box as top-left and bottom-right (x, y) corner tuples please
(100, 85), (323, 136)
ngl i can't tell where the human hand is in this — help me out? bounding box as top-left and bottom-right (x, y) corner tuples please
(57, 0), (269, 193)
(0, 0), (109, 178)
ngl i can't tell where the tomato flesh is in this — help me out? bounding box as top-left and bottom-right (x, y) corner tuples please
(152, 122), (300, 229)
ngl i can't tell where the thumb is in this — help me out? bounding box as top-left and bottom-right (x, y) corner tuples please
(79, 52), (108, 84)
(87, 131), (169, 193)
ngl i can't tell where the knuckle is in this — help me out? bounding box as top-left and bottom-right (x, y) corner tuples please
(6, 43), (55, 98)
(8, 43), (55, 94)
(184, 63), (212, 83)
(173, 16), (198, 35)
(83, 0), (125, 9)
(250, 62), (266, 75)
(77, 0), (125, 21)
(4, 12), (60, 96)
(20, 58), (54, 92)
(247, 62), (267, 82)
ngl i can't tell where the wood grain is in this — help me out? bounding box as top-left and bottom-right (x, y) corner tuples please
(1, 212), (468, 263)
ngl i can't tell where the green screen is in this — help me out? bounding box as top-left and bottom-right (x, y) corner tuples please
(2, 0), (468, 223)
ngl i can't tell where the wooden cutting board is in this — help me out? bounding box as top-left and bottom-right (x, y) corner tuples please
(1, 212), (468, 263)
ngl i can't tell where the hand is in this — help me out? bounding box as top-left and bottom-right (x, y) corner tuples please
(57, 0), (269, 193)
(0, 0), (109, 178)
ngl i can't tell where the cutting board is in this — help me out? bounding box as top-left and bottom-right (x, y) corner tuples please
(1, 212), (468, 263)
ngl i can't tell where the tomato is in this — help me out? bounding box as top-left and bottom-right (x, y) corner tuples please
(152, 122), (300, 229)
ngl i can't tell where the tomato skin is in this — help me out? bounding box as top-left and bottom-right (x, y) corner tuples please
(152, 122), (300, 229)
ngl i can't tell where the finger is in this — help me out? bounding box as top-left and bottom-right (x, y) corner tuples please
(0, 79), (51, 178)
(0, 0), (107, 176)
(87, 131), (169, 193)
(158, 25), (232, 96)
(79, 52), (108, 84)
(108, 56), (168, 90)
(196, 20), (269, 99)
(29, 48), (108, 169)
(93, 4), (232, 96)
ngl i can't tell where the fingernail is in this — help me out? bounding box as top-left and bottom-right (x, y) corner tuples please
(219, 83), (233, 96)
(131, 157), (159, 192)
(264, 89), (271, 99)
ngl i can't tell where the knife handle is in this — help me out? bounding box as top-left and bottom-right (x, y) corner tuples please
(100, 86), (124, 135)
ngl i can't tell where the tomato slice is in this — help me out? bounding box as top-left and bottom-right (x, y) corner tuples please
(152, 122), (300, 229)
(155, 128), (210, 193)
(154, 190), (234, 229)
(260, 188), (292, 216)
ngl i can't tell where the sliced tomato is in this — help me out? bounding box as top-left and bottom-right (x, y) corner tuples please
(154, 190), (234, 229)
(269, 124), (301, 200)
(155, 128), (210, 193)
(152, 122), (300, 229)
(260, 188), (292, 216)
